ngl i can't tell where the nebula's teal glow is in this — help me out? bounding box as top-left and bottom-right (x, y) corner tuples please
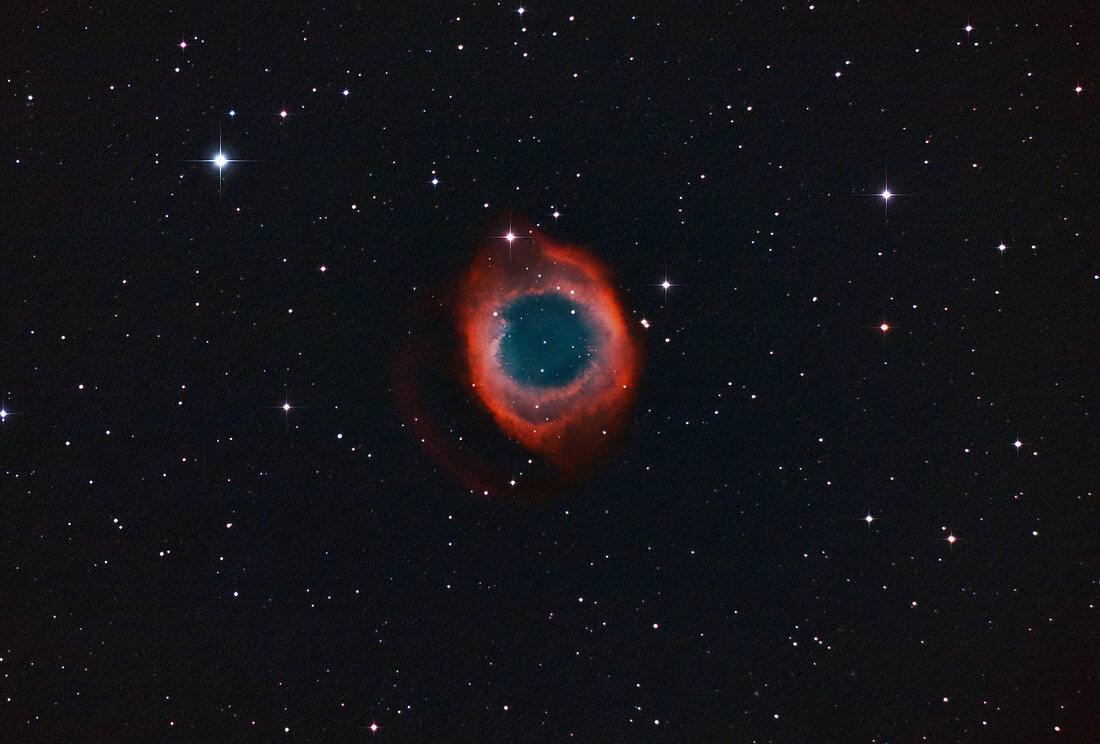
(499, 294), (594, 388)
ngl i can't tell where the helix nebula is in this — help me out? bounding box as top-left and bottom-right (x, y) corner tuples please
(394, 224), (642, 501)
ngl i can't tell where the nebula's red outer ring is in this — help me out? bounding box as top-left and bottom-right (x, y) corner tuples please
(457, 230), (640, 471)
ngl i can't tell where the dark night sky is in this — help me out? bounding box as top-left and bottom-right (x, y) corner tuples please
(2, 1), (1097, 741)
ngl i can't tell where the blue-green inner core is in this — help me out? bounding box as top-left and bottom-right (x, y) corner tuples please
(499, 294), (594, 388)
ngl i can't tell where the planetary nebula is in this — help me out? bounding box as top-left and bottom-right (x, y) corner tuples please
(394, 224), (641, 500)
(458, 230), (640, 473)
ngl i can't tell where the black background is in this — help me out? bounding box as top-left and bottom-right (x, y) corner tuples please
(2, 1), (1097, 741)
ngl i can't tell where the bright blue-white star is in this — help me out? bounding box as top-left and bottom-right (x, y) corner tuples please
(204, 149), (239, 193)
(184, 127), (254, 194)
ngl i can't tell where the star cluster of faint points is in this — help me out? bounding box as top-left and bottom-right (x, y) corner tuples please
(168, 10), (1049, 661)
(17, 75), (1040, 560)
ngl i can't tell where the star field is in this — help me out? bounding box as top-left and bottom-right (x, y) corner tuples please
(1, 1), (1097, 741)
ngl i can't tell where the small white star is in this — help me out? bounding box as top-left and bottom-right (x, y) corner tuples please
(179, 40), (188, 50)
(280, 109), (288, 118)
(431, 177), (439, 186)
(343, 89), (350, 97)
(946, 534), (957, 544)
(370, 723), (379, 732)
(964, 24), (973, 34)
(880, 323), (890, 332)
(282, 403), (291, 412)
(0, 409), (7, 420)
(881, 188), (892, 201)
(505, 231), (516, 243)
(864, 513), (874, 525)
(517, 6), (525, 15)
(213, 153), (228, 169)
(998, 243), (1006, 252)
(552, 210), (560, 219)
(661, 280), (671, 290)
(1014, 439), (1022, 449)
